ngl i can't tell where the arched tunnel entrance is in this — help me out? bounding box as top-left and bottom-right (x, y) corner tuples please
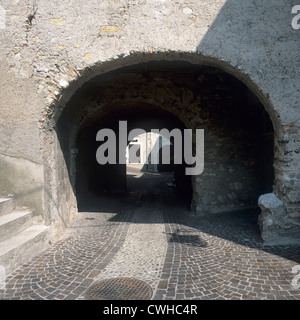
(55, 60), (274, 225)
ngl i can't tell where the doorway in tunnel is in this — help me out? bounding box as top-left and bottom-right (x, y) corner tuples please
(75, 106), (193, 211)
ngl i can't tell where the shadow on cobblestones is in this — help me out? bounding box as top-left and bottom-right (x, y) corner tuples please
(164, 202), (300, 264)
(166, 231), (208, 248)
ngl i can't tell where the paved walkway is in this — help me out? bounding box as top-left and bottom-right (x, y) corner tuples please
(0, 169), (300, 300)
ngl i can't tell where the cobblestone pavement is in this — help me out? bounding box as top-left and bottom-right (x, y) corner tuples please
(0, 170), (300, 300)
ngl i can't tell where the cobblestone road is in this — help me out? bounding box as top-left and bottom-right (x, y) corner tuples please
(0, 169), (300, 300)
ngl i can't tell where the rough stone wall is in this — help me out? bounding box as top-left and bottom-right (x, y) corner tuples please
(0, 0), (299, 242)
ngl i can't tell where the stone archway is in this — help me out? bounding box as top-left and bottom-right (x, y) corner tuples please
(41, 52), (291, 242)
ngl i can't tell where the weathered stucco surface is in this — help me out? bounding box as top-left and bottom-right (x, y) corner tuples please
(0, 0), (299, 243)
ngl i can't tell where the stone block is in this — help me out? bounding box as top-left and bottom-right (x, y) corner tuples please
(258, 193), (300, 244)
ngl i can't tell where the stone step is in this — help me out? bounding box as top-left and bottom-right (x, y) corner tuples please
(0, 197), (15, 216)
(0, 209), (33, 242)
(0, 225), (51, 276)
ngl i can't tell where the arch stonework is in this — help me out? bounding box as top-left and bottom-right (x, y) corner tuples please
(41, 52), (295, 243)
(0, 0), (299, 243)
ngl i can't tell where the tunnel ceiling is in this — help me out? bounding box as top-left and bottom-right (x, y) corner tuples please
(62, 61), (259, 133)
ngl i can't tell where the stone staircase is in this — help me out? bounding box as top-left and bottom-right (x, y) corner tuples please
(0, 196), (51, 276)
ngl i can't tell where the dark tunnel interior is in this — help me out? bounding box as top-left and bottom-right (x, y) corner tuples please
(56, 61), (274, 213)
